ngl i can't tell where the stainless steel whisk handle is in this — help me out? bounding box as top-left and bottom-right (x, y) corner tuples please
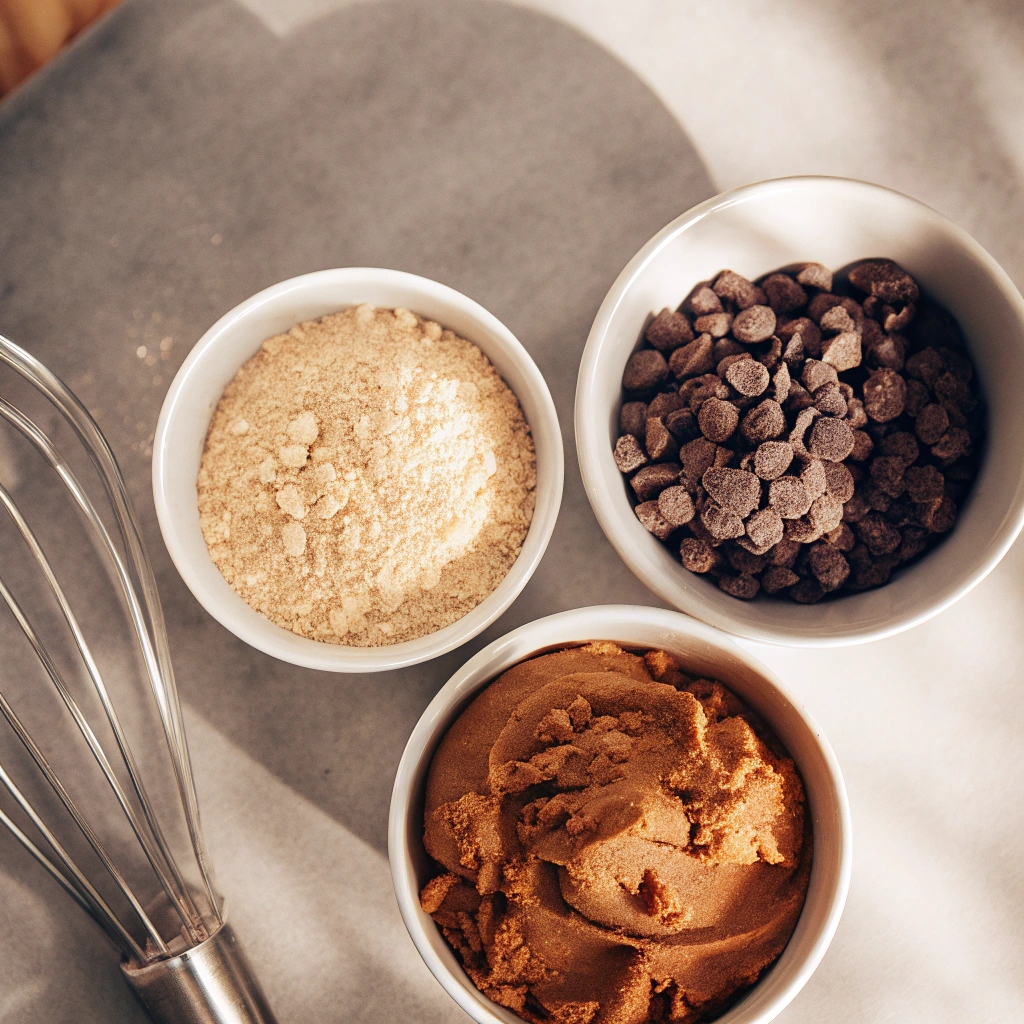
(122, 923), (276, 1024)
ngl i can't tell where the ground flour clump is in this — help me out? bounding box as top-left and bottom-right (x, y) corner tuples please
(198, 305), (536, 646)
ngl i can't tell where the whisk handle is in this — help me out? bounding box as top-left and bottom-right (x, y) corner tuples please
(121, 923), (277, 1024)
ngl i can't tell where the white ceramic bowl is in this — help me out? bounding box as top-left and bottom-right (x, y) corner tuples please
(389, 605), (851, 1024)
(153, 268), (563, 672)
(576, 176), (1024, 646)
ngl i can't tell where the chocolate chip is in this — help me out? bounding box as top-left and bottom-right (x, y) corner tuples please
(845, 398), (868, 429)
(870, 456), (907, 498)
(878, 431), (919, 464)
(702, 467), (761, 516)
(658, 486), (696, 526)
(819, 306), (856, 334)
(630, 463), (681, 501)
(885, 303), (915, 332)
(772, 361), (791, 404)
(789, 578), (825, 603)
(689, 286), (723, 317)
(848, 259), (920, 304)
(665, 407), (698, 441)
(843, 491), (869, 523)
(753, 336), (783, 372)
(855, 513), (902, 556)
(694, 313), (733, 338)
(646, 309), (694, 352)
(759, 565), (798, 594)
(701, 502), (746, 541)
(680, 536), (721, 573)
(864, 326), (907, 373)
(725, 358), (770, 396)
(668, 334), (714, 379)
(762, 273), (808, 314)
(808, 418), (855, 461)
(717, 574), (760, 599)
(898, 525), (929, 561)
(697, 397), (740, 443)
(904, 464), (944, 502)
(915, 403), (949, 445)
(712, 337), (745, 362)
(785, 515), (825, 545)
(645, 417), (679, 462)
(863, 368), (907, 422)
(821, 331), (862, 372)
(782, 334), (805, 368)
(905, 347), (944, 388)
(754, 441), (794, 480)
(849, 429), (874, 462)
(619, 401), (648, 439)
(809, 543), (850, 592)
(688, 374), (731, 412)
(813, 380), (847, 417)
(785, 383), (814, 415)
(679, 438), (718, 490)
(823, 461), (855, 502)
(769, 476), (812, 519)
(789, 407), (819, 450)
(796, 263), (832, 291)
(808, 493), (844, 533)
(848, 545), (895, 590)
(808, 292), (847, 324)
(635, 501), (675, 540)
(623, 349), (669, 393)
(931, 427), (972, 464)
(745, 506), (784, 550)
(647, 391), (686, 419)
(801, 359), (839, 393)
(825, 522), (856, 552)
(918, 496), (957, 533)
(713, 270), (766, 310)
(614, 434), (647, 474)
(800, 457), (828, 499)
(778, 317), (822, 358)
(740, 399), (786, 443)
(732, 305), (777, 343)
(716, 353), (750, 380)
(934, 372), (976, 413)
(726, 544), (769, 575)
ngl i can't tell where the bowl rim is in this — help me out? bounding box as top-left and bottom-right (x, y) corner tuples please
(388, 604), (853, 1024)
(575, 175), (1024, 647)
(152, 267), (563, 672)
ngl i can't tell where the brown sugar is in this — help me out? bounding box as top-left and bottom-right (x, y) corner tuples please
(420, 643), (811, 1024)
(197, 305), (536, 646)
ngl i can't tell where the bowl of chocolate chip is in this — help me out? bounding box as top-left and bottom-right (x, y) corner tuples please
(576, 177), (1024, 645)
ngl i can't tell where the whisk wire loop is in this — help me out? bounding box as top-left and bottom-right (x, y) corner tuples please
(0, 459), (206, 933)
(0, 764), (146, 961)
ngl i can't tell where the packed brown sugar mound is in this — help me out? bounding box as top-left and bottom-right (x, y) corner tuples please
(421, 643), (811, 1024)
(198, 305), (536, 646)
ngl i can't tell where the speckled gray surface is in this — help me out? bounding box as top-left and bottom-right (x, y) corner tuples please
(0, 2), (712, 1020)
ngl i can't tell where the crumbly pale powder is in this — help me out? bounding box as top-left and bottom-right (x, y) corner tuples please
(197, 305), (536, 646)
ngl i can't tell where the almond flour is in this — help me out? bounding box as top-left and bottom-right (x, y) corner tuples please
(197, 305), (537, 646)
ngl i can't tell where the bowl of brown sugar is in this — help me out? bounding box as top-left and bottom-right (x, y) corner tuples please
(153, 269), (563, 672)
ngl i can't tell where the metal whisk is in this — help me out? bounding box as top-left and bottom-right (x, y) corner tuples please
(0, 333), (277, 1024)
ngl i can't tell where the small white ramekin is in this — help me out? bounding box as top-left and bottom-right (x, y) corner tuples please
(389, 605), (852, 1024)
(576, 176), (1024, 646)
(153, 268), (563, 672)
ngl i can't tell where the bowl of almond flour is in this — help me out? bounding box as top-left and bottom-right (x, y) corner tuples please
(153, 269), (563, 672)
